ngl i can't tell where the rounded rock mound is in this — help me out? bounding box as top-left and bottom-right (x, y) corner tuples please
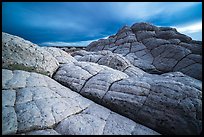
(85, 22), (202, 80)
(2, 32), (59, 77)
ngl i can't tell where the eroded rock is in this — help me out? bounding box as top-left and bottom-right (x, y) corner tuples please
(53, 62), (202, 135)
(42, 47), (77, 64)
(2, 69), (159, 135)
(2, 32), (59, 77)
(85, 22), (202, 80)
(2, 22), (202, 135)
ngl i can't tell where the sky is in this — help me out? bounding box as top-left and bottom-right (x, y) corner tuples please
(2, 2), (202, 47)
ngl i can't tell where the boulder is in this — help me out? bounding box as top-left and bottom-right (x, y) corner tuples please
(2, 32), (59, 77)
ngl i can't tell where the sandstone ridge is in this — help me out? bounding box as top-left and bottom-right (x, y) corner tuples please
(2, 22), (202, 135)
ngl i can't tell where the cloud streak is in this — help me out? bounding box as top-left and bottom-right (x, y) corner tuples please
(176, 21), (202, 33)
(40, 40), (93, 47)
(174, 21), (202, 41)
(112, 2), (199, 20)
(39, 36), (110, 47)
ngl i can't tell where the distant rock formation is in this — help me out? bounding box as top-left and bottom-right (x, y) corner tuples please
(86, 22), (202, 80)
(2, 22), (202, 135)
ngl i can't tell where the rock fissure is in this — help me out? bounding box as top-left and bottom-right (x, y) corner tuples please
(171, 53), (193, 70)
(101, 78), (125, 101)
(2, 22), (202, 135)
(79, 71), (101, 93)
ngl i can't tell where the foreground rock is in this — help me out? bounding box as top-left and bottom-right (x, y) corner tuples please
(53, 61), (202, 135)
(2, 69), (159, 135)
(85, 23), (202, 80)
(2, 32), (59, 77)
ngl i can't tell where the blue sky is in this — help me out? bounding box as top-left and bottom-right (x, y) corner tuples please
(2, 2), (202, 46)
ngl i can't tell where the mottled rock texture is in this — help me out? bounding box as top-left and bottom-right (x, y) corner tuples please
(53, 62), (202, 135)
(2, 22), (202, 135)
(2, 69), (159, 135)
(42, 47), (77, 64)
(2, 32), (59, 77)
(85, 22), (202, 80)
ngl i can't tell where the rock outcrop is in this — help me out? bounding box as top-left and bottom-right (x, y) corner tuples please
(2, 22), (202, 135)
(53, 61), (202, 135)
(2, 69), (159, 135)
(85, 22), (202, 80)
(2, 32), (59, 77)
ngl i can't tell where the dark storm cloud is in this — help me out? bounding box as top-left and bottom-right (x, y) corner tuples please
(2, 2), (202, 46)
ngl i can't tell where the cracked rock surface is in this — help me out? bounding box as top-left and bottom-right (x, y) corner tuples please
(42, 47), (77, 64)
(85, 22), (202, 80)
(2, 22), (202, 135)
(53, 61), (202, 135)
(2, 69), (160, 135)
(2, 32), (59, 77)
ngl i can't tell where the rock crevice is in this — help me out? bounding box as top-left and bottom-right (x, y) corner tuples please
(2, 22), (202, 135)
